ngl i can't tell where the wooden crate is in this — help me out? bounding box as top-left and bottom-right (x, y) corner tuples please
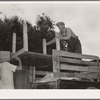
(52, 50), (100, 82)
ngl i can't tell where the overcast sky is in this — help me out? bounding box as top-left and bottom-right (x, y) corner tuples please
(0, 1), (100, 57)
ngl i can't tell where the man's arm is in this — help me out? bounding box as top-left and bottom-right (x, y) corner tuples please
(46, 37), (56, 46)
(15, 57), (22, 70)
(10, 57), (22, 70)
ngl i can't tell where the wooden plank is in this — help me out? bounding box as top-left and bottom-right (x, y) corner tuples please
(61, 64), (99, 72)
(36, 78), (42, 82)
(12, 32), (16, 53)
(54, 81), (58, 89)
(36, 71), (52, 76)
(53, 56), (60, 73)
(29, 66), (36, 83)
(58, 72), (99, 80)
(11, 48), (24, 59)
(23, 21), (28, 51)
(75, 72), (99, 80)
(59, 57), (99, 66)
(35, 72), (99, 83)
(14, 70), (24, 89)
(36, 71), (78, 78)
(43, 38), (47, 54)
(29, 66), (33, 83)
(23, 66), (31, 89)
(24, 51), (52, 60)
(58, 72), (75, 77)
(53, 50), (60, 73)
(53, 50), (60, 78)
(53, 51), (60, 79)
(55, 32), (60, 50)
(53, 50), (99, 60)
(11, 51), (52, 67)
(33, 67), (36, 83)
(56, 37), (60, 50)
(22, 51), (52, 67)
(14, 66), (31, 89)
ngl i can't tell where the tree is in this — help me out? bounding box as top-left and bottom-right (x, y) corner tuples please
(35, 13), (56, 54)
(35, 13), (57, 54)
(36, 13), (54, 38)
(0, 14), (56, 54)
(0, 16), (24, 51)
(0, 16), (34, 52)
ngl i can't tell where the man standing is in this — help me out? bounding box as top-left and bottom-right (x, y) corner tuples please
(47, 22), (82, 54)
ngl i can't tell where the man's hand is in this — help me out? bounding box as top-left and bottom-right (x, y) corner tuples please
(46, 42), (50, 46)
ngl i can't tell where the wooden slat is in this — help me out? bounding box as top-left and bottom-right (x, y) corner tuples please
(53, 56), (60, 73)
(61, 64), (99, 72)
(29, 66), (36, 83)
(35, 72), (99, 82)
(24, 66), (31, 89)
(53, 50), (60, 79)
(12, 32), (16, 53)
(11, 51), (52, 67)
(59, 57), (99, 66)
(55, 35), (60, 50)
(75, 72), (99, 80)
(36, 78), (42, 81)
(53, 50), (99, 60)
(36, 71), (78, 80)
(57, 72), (75, 78)
(14, 70), (24, 89)
(22, 51), (52, 67)
(43, 38), (47, 54)
(58, 72), (99, 80)
(36, 71), (52, 76)
(11, 48), (24, 59)
(24, 51), (52, 61)
(23, 21), (28, 51)
(33, 67), (36, 82)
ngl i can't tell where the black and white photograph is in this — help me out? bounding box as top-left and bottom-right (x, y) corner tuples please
(0, 1), (100, 91)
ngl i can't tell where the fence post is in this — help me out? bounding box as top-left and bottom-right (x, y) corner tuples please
(55, 32), (60, 50)
(23, 21), (28, 51)
(43, 38), (47, 54)
(12, 32), (16, 53)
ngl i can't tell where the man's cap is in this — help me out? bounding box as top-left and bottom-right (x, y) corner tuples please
(56, 22), (65, 26)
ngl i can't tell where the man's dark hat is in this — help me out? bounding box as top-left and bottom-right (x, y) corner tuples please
(56, 22), (65, 26)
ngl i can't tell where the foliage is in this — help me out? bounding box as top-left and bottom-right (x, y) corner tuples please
(0, 14), (55, 54)
(36, 13), (54, 38)
(0, 16), (27, 51)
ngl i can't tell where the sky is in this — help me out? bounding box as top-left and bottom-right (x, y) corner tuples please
(0, 1), (100, 58)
